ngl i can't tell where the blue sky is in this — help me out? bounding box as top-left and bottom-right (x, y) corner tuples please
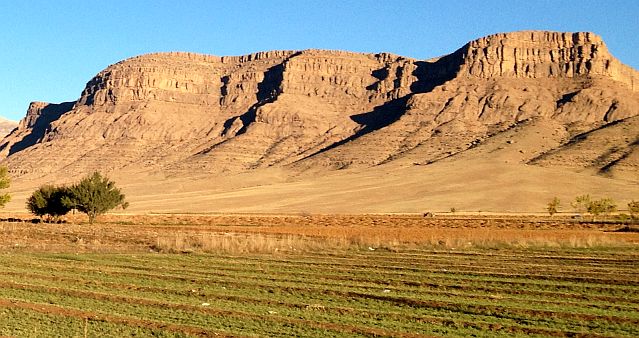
(1, 0), (637, 121)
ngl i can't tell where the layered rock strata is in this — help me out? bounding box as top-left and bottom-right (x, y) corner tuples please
(1, 31), (638, 179)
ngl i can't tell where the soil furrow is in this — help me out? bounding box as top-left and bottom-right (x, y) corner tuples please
(7, 257), (636, 297)
(0, 298), (232, 337)
(0, 282), (433, 338)
(0, 284), (608, 338)
(2, 269), (637, 316)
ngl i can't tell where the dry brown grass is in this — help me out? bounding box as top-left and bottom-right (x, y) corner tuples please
(153, 232), (352, 254)
(0, 213), (637, 253)
(154, 228), (633, 254)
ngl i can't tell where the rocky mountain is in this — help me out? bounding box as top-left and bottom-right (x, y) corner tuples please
(1, 31), (638, 213)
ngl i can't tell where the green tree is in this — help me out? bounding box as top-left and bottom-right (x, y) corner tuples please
(547, 197), (560, 216)
(587, 197), (617, 220)
(628, 200), (639, 220)
(65, 172), (128, 224)
(26, 185), (73, 222)
(571, 194), (591, 215)
(0, 166), (11, 207)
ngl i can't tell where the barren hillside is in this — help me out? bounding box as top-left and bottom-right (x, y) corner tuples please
(1, 31), (638, 213)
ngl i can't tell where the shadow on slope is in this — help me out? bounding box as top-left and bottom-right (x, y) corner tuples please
(528, 116), (637, 169)
(297, 47), (467, 161)
(221, 53), (302, 139)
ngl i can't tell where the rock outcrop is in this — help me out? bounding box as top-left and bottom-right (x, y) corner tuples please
(462, 31), (638, 87)
(2, 31), (638, 180)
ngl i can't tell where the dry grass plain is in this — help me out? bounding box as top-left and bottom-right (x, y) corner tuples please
(0, 213), (638, 337)
(5, 153), (639, 216)
(1, 213), (638, 253)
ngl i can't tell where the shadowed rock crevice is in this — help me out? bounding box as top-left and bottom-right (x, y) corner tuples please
(235, 63), (285, 135)
(297, 96), (412, 161)
(603, 101), (619, 122)
(219, 75), (230, 101)
(597, 138), (638, 174)
(556, 91), (579, 108)
(410, 45), (467, 93)
(296, 48), (467, 161)
(350, 96), (412, 133)
(221, 53), (300, 137)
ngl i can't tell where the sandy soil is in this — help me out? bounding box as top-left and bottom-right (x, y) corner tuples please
(5, 156), (637, 215)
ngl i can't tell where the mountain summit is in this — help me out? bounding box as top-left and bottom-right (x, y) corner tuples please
(2, 31), (638, 212)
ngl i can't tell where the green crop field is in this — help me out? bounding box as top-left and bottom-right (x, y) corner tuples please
(0, 247), (638, 337)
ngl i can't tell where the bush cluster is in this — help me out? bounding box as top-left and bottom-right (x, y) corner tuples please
(26, 172), (128, 223)
(570, 194), (617, 218)
(548, 195), (638, 222)
(26, 185), (73, 222)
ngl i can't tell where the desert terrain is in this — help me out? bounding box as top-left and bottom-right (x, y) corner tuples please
(7, 156), (637, 214)
(1, 31), (638, 336)
(0, 31), (637, 214)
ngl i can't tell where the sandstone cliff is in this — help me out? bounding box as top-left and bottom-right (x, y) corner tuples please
(1, 31), (638, 182)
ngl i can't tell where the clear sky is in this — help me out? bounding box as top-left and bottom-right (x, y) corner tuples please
(1, 0), (637, 121)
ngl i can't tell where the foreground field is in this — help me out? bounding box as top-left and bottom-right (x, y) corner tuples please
(0, 248), (638, 337)
(0, 214), (638, 337)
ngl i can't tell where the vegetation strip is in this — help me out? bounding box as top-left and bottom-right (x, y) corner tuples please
(1, 270), (639, 336)
(0, 298), (232, 337)
(2, 256), (636, 308)
(5, 268), (637, 327)
(0, 282), (432, 338)
(1, 269), (636, 317)
(4, 255), (639, 310)
(9, 255), (637, 296)
(42, 261), (638, 301)
(0, 285), (603, 337)
(1, 245), (637, 337)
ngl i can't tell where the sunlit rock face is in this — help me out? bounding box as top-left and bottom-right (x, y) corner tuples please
(2, 31), (638, 179)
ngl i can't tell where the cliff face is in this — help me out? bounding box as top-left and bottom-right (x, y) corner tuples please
(2, 31), (638, 179)
(462, 31), (637, 86)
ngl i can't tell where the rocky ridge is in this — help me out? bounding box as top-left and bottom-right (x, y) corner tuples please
(1, 31), (638, 182)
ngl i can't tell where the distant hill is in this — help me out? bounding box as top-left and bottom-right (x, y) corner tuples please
(0, 117), (17, 139)
(1, 31), (638, 213)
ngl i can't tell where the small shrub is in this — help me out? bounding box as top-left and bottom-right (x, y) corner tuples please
(26, 185), (73, 222)
(547, 197), (560, 216)
(0, 166), (10, 207)
(588, 197), (616, 219)
(628, 200), (639, 220)
(571, 195), (591, 215)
